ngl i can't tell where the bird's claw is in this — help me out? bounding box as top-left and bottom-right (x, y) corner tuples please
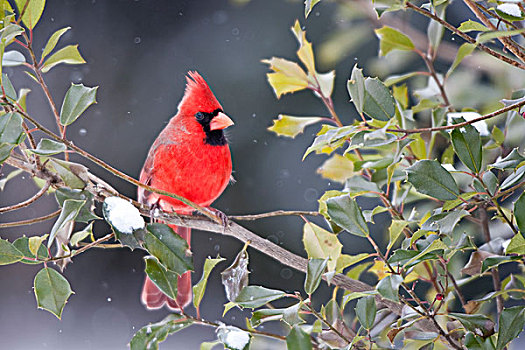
(194, 207), (229, 228)
(149, 200), (161, 223)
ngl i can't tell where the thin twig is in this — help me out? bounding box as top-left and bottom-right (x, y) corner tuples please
(405, 2), (525, 70)
(462, 0), (525, 63)
(77, 242), (123, 249)
(365, 235), (462, 350)
(383, 99), (525, 134)
(15, 0), (30, 25)
(45, 233), (114, 262)
(494, 180), (525, 200)
(479, 206), (504, 316)
(304, 302), (353, 345)
(0, 209), (61, 228)
(180, 310), (287, 342)
(474, 2), (525, 41)
(230, 210), (321, 221)
(416, 49), (452, 110)
(0, 181), (50, 213)
(21, 32), (64, 136)
(439, 258), (467, 308)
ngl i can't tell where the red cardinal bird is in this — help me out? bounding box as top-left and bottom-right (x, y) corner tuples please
(138, 71), (234, 310)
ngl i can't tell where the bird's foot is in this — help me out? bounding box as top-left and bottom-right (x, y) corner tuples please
(193, 207), (229, 228)
(149, 200), (161, 223)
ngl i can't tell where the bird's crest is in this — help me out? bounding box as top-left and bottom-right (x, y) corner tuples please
(178, 71), (222, 114)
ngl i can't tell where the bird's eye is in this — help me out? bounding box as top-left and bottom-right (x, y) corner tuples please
(195, 112), (205, 121)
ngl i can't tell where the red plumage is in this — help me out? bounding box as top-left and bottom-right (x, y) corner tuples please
(138, 71), (233, 310)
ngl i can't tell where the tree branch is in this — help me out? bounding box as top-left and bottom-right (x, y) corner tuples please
(0, 208), (61, 228)
(230, 210), (321, 221)
(383, 98), (525, 134)
(0, 180), (50, 213)
(405, 2), (525, 70)
(479, 206), (504, 316)
(462, 0), (525, 63)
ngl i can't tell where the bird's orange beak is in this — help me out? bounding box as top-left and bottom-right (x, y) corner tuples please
(210, 112), (234, 131)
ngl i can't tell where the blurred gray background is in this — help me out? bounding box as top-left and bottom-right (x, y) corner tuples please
(2, 0), (523, 349)
(0, 0), (354, 348)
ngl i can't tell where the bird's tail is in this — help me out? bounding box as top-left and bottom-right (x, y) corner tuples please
(141, 225), (192, 311)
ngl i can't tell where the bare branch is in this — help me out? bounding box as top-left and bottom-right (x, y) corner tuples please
(0, 180), (50, 213)
(46, 233), (115, 262)
(479, 206), (504, 316)
(406, 2), (525, 70)
(230, 210), (321, 221)
(0, 209), (61, 228)
(383, 98), (525, 134)
(462, 0), (525, 63)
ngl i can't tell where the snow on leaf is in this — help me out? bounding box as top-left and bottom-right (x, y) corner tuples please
(447, 112), (489, 136)
(496, 3), (523, 19)
(217, 324), (251, 350)
(103, 196), (144, 234)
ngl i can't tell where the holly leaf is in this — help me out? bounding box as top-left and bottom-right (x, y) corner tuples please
(305, 258), (328, 295)
(355, 296), (376, 330)
(375, 26), (415, 56)
(144, 256), (178, 300)
(143, 223), (193, 275)
(287, 326), (313, 350)
(14, 0), (45, 29)
(60, 83), (98, 126)
(41, 45), (86, 73)
(41, 27), (71, 60)
(406, 160), (459, 200)
(496, 306), (525, 350)
(268, 115), (322, 138)
(0, 238), (24, 265)
(193, 256), (225, 310)
(303, 222), (342, 271)
(235, 286), (286, 309)
(130, 314), (192, 350)
(326, 195), (369, 237)
(34, 267), (74, 319)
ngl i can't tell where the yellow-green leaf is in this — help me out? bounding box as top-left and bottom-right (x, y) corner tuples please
(262, 57), (308, 81)
(458, 20), (489, 33)
(291, 20), (316, 73)
(447, 43), (476, 76)
(506, 233), (525, 255)
(388, 220), (409, 250)
(477, 28), (525, 44)
(303, 222), (342, 271)
(304, 0), (321, 18)
(266, 72), (308, 98)
(28, 234), (48, 256)
(41, 26), (71, 60)
(15, 0), (45, 29)
(335, 253), (369, 273)
(317, 153), (354, 183)
(393, 84), (408, 109)
(375, 26), (415, 56)
(193, 256), (225, 309)
(268, 115), (322, 138)
(41, 45), (86, 73)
